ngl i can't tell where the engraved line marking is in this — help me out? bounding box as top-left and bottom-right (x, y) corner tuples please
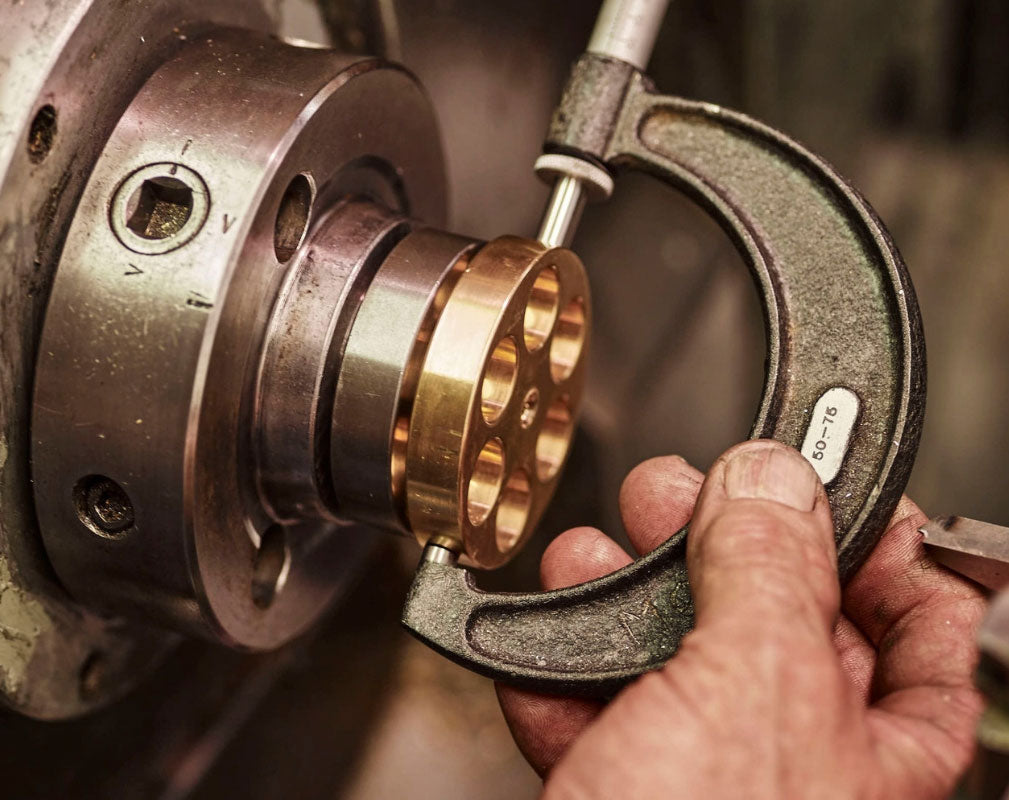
(180, 138), (193, 157)
(124, 263), (143, 276)
(222, 213), (234, 233)
(169, 163), (178, 176)
(186, 291), (213, 310)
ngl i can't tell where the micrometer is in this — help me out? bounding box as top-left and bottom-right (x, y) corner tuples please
(402, 0), (926, 696)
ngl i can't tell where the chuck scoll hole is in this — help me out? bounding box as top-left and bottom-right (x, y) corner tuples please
(73, 475), (135, 538)
(125, 176), (194, 240)
(274, 173), (314, 263)
(27, 104), (57, 164)
(523, 267), (560, 352)
(252, 524), (290, 609)
(496, 469), (531, 554)
(480, 337), (519, 425)
(467, 438), (506, 526)
(536, 396), (574, 482)
(550, 297), (586, 383)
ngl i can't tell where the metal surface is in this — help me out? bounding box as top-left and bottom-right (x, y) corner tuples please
(534, 0), (663, 251)
(404, 52), (925, 696)
(330, 228), (478, 531)
(923, 517), (1009, 592)
(0, 0), (276, 719)
(26, 5), (589, 681)
(32, 29), (446, 649)
(587, 0), (671, 70)
(405, 237), (590, 567)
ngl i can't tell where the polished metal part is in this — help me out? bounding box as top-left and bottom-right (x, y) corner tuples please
(405, 237), (590, 567)
(404, 50), (925, 697)
(257, 201), (413, 524)
(537, 177), (587, 249)
(32, 29), (446, 649)
(0, 0), (276, 720)
(330, 228), (478, 531)
(922, 516), (1009, 592)
(587, 0), (671, 70)
(26, 4), (590, 676)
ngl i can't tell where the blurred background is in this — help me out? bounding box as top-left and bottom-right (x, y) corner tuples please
(5, 0), (1009, 796)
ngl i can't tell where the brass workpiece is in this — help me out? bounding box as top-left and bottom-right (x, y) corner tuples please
(405, 237), (590, 567)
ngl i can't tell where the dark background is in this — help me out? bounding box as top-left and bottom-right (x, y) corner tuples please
(6, 1), (1009, 796)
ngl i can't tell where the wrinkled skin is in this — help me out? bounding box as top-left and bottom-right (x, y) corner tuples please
(497, 441), (985, 799)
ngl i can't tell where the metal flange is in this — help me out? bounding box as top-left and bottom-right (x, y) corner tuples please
(0, 0), (274, 719)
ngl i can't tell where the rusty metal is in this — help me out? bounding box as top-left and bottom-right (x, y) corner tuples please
(403, 52), (926, 696)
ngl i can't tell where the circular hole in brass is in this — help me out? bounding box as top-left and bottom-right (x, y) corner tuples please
(523, 267), (560, 352)
(125, 176), (194, 240)
(274, 173), (314, 263)
(27, 104), (57, 164)
(519, 386), (540, 429)
(252, 524), (290, 609)
(550, 297), (586, 383)
(496, 469), (532, 554)
(536, 396), (574, 482)
(467, 437), (506, 526)
(73, 475), (135, 538)
(480, 337), (518, 425)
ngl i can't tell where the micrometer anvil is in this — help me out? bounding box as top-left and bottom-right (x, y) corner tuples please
(402, 0), (926, 696)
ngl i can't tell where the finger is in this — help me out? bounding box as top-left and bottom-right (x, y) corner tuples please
(687, 440), (840, 646)
(842, 496), (985, 694)
(499, 525), (628, 775)
(496, 685), (601, 777)
(619, 456), (703, 555)
(833, 615), (875, 701)
(838, 498), (985, 797)
(540, 526), (632, 590)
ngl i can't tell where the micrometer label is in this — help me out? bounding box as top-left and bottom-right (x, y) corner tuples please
(801, 387), (860, 485)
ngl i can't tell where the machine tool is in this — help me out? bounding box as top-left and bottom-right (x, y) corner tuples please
(0, 0), (924, 727)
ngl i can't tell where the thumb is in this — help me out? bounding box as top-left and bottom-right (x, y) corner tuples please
(687, 440), (840, 645)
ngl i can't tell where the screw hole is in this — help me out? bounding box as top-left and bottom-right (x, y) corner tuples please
(73, 475), (135, 537)
(124, 176), (194, 240)
(27, 104), (57, 164)
(274, 173), (314, 263)
(125, 173), (193, 239)
(252, 524), (290, 609)
(519, 387), (540, 429)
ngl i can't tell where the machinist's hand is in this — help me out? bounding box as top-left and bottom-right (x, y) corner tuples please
(497, 440), (986, 799)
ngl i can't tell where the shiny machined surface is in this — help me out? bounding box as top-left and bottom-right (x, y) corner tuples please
(0, 0), (273, 719)
(32, 28), (446, 648)
(331, 228), (479, 532)
(405, 236), (590, 567)
(26, 0), (589, 678)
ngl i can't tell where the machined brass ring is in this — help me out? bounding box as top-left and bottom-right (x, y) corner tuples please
(405, 236), (590, 568)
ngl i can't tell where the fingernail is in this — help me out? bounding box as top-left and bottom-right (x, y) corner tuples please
(723, 444), (818, 511)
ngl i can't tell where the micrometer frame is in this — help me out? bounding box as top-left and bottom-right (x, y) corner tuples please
(402, 54), (926, 696)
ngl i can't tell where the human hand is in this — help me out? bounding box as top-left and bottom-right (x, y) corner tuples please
(497, 440), (986, 799)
